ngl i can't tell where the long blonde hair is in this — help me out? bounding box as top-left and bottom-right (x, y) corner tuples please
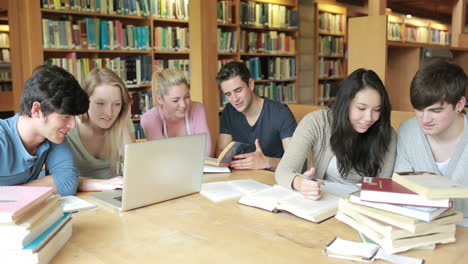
(151, 68), (189, 106)
(80, 68), (132, 173)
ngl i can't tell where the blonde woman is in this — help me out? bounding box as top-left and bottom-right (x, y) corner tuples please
(141, 68), (212, 157)
(67, 68), (135, 191)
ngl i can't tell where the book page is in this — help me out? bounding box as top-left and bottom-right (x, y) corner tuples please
(229, 179), (270, 193)
(201, 182), (244, 202)
(277, 191), (339, 221)
(321, 181), (359, 197)
(201, 180), (271, 203)
(239, 185), (295, 211)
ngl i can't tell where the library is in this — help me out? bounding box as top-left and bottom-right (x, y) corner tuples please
(1, 0), (468, 263)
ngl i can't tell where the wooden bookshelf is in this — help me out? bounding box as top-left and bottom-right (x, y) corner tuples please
(349, 14), (468, 111)
(216, 0), (299, 108)
(7, 0), (220, 153)
(314, 3), (347, 106)
(0, 15), (12, 112)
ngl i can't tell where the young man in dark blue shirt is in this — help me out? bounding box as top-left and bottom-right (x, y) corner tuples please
(216, 61), (297, 170)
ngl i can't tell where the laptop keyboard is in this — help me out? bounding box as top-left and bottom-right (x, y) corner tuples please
(114, 196), (122, 202)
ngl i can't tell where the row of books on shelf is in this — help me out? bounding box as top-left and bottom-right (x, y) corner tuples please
(42, 18), (151, 51)
(133, 122), (146, 140)
(318, 81), (340, 103)
(318, 35), (344, 57)
(45, 55), (189, 86)
(42, 0), (190, 20)
(130, 91), (152, 118)
(318, 12), (345, 35)
(217, 0), (233, 24)
(387, 14), (452, 45)
(336, 173), (468, 253)
(406, 27), (450, 45)
(0, 82), (12, 92)
(239, 31), (296, 54)
(318, 58), (343, 79)
(0, 49), (10, 63)
(217, 29), (236, 53)
(0, 71), (12, 81)
(42, 0), (152, 17)
(152, 0), (189, 20)
(154, 26), (189, 52)
(243, 56), (296, 81)
(0, 186), (72, 263)
(388, 22), (402, 41)
(0, 33), (9, 47)
(239, 1), (298, 29)
(45, 54), (155, 86)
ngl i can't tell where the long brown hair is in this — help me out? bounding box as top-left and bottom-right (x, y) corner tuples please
(80, 68), (132, 173)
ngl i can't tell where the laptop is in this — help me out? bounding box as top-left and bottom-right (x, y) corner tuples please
(89, 134), (206, 211)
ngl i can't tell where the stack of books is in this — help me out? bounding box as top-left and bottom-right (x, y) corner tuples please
(0, 186), (72, 264)
(336, 173), (468, 253)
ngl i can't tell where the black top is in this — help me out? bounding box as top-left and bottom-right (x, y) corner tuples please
(220, 98), (297, 158)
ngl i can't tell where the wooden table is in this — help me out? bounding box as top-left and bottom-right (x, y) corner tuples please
(51, 170), (468, 263)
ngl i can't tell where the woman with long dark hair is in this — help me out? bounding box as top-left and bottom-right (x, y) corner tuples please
(275, 68), (396, 200)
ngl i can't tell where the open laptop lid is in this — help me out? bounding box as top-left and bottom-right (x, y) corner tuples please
(120, 133), (206, 211)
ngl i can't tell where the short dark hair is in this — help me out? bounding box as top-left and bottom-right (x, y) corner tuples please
(410, 60), (467, 110)
(19, 65), (89, 117)
(216, 61), (251, 88)
(330, 68), (392, 178)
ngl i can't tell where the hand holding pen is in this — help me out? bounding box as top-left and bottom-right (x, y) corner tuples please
(292, 167), (324, 200)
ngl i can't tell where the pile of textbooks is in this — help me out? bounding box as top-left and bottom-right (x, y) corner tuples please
(336, 173), (468, 253)
(0, 186), (72, 264)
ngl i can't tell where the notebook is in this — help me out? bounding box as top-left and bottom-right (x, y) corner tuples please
(89, 134), (206, 211)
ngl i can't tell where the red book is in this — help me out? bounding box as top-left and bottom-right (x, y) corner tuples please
(0, 186), (53, 223)
(360, 177), (450, 208)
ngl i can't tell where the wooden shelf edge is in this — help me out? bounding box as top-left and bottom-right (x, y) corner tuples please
(387, 40), (467, 50)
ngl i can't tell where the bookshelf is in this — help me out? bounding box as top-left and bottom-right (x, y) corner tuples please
(386, 13), (451, 46)
(349, 14), (468, 111)
(0, 14), (12, 112)
(216, 0), (299, 108)
(314, 3), (346, 106)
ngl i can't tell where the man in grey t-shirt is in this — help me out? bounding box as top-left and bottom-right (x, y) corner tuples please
(395, 61), (468, 214)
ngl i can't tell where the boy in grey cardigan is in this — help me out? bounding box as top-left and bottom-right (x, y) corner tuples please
(395, 60), (468, 215)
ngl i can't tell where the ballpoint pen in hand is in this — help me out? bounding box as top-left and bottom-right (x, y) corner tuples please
(293, 171), (325, 185)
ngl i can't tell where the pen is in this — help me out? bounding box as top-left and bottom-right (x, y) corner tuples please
(293, 171), (324, 184)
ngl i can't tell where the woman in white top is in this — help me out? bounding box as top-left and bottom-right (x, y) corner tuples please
(67, 68), (135, 191)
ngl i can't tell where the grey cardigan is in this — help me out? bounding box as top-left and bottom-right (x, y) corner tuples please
(276, 109), (397, 189)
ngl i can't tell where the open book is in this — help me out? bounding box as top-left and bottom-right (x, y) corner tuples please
(204, 141), (255, 167)
(238, 183), (358, 223)
(200, 179), (270, 202)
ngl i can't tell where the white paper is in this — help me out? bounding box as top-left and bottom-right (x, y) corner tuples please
(203, 164), (231, 173)
(375, 248), (424, 264)
(326, 237), (379, 259)
(59, 195), (97, 213)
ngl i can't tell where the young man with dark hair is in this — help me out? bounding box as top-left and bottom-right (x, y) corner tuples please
(395, 60), (468, 214)
(216, 61), (297, 170)
(0, 65), (89, 195)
